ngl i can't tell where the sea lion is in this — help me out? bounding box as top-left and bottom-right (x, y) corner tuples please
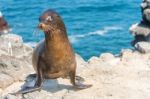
(14, 9), (92, 94)
(0, 11), (10, 35)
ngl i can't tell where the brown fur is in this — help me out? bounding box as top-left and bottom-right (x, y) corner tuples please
(0, 16), (9, 34)
(33, 9), (92, 88)
(33, 9), (76, 81)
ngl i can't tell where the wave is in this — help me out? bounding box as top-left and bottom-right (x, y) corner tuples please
(69, 26), (123, 43)
(25, 26), (123, 46)
(25, 42), (37, 47)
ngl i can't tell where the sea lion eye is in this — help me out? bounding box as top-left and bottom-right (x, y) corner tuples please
(46, 16), (53, 22)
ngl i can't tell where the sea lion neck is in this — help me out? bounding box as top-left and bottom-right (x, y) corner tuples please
(44, 29), (69, 51)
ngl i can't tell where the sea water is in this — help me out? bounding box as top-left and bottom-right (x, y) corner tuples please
(0, 0), (141, 60)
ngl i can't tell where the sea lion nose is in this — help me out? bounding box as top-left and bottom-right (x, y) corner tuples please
(38, 23), (45, 29)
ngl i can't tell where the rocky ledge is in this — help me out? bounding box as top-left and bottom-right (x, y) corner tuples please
(130, 0), (150, 45)
(0, 34), (150, 99)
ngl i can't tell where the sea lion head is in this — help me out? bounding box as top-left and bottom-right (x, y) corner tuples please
(38, 9), (66, 33)
(0, 12), (10, 34)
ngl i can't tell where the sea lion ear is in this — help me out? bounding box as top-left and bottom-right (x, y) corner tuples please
(46, 16), (53, 21)
(0, 11), (3, 17)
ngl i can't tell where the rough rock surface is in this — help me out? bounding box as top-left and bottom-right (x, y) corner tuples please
(0, 50), (150, 99)
(3, 50), (150, 99)
(0, 34), (33, 97)
(0, 34), (33, 64)
(135, 41), (150, 53)
(1, 34), (150, 99)
(130, 23), (150, 36)
(130, 0), (150, 45)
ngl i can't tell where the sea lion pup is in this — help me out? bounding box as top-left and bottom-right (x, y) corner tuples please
(14, 9), (92, 94)
(0, 11), (10, 35)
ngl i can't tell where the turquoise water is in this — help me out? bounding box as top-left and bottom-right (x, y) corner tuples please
(0, 0), (141, 60)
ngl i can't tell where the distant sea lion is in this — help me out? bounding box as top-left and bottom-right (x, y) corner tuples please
(0, 11), (10, 35)
(14, 9), (92, 94)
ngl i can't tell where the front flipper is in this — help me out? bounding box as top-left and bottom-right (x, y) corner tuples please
(10, 86), (42, 95)
(11, 56), (44, 95)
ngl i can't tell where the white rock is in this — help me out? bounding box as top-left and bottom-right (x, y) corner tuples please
(88, 56), (100, 64)
(0, 34), (33, 59)
(75, 54), (87, 74)
(1, 34), (23, 43)
(144, 8), (150, 22)
(99, 53), (115, 61)
(130, 23), (150, 36)
(120, 49), (134, 61)
(135, 41), (150, 53)
(141, 2), (147, 8)
(75, 54), (87, 66)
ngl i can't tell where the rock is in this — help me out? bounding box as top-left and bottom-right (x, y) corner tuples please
(99, 53), (120, 66)
(135, 41), (150, 53)
(99, 53), (115, 61)
(129, 23), (150, 45)
(0, 55), (33, 89)
(120, 49), (134, 61)
(143, 9), (150, 22)
(75, 54), (87, 74)
(141, 0), (150, 9)
(0, 34), (33, 60)
(0, 34), (33, 90)
(1, 33), (150, 98)
(141, 2), (147, 9)
(4, 94), (17, 99)
(0, 34), (23, 43)
(75, 54), (87, 65)
(88, 56), (100, 64)
(0, 34), (33, 65)
(130, 0), (150, 45)
(130, 23), (150, 36)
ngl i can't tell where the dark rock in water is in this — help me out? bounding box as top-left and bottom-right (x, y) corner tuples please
(142, 8), (150, 24)
(130, 23), (150, 36)
(141, 0), (150, 9)
(130, 0), (150, 46)
(131, 35), (147, 46)
(140, 0), (150, 25)
(130, 23), (150, 45)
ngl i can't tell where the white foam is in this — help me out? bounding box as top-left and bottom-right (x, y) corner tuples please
(69, 26), (123, 43)
(25, 42), (37, 47)
(129, 23), (138, 31)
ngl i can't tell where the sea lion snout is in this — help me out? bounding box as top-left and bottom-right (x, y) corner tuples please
(38, 23), (45, 29)
(38, 22), (50, 32)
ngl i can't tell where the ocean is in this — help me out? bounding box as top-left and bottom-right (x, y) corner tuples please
(0, 0), (141, 60)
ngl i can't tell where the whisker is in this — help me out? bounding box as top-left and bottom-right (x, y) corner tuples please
(32, 28), (39, 36)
